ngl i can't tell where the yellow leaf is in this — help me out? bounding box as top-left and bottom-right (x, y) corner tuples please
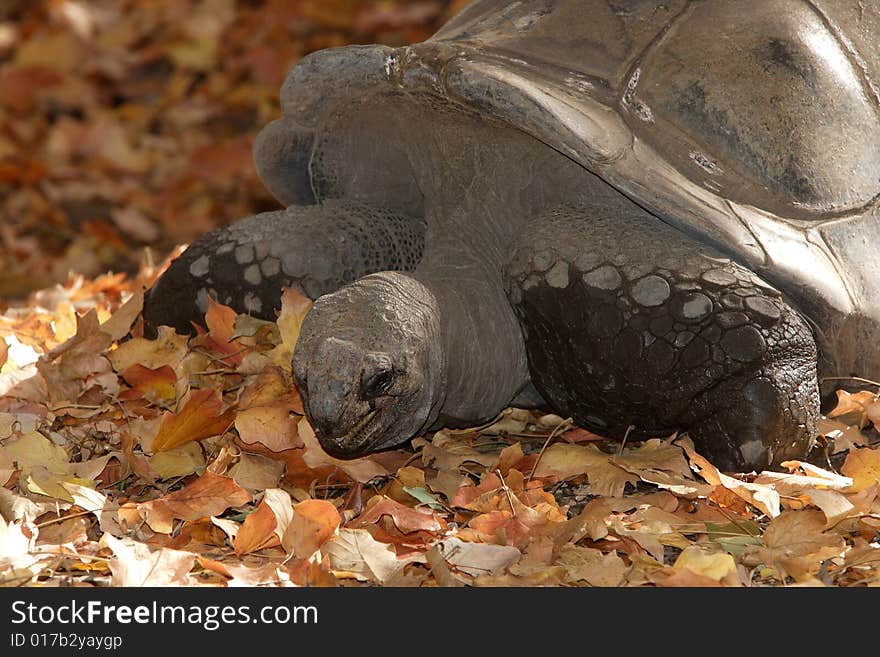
(2, 431), (69, 475)
(107, 325), (189, 373)
(841, 446), (880, 492)
(532, 443), (637, 497)
(270, 288), (313, 368)
(148, 442), (206, 479)
(673, 546), (739, 584)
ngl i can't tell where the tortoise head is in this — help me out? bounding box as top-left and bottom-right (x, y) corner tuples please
(292, 272), (445, 458)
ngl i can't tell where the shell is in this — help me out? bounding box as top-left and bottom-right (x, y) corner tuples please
(254, 0), (880, 373)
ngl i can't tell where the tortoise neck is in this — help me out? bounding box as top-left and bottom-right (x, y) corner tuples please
(412, 264), (530, 427)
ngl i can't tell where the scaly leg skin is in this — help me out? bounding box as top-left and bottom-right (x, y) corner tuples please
(143, 200), (425, 335)
(505, 199), (820, 472)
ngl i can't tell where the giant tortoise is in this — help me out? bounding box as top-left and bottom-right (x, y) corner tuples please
(144, 0), (880, 471)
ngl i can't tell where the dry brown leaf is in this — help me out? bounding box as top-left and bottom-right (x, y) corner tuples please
(756, 510), (846, 582)
(153, 387), (235, 452)
(827, 389), (880, 428)
(104, 534), (195, 586)
(120, 364), (177, 406)
(349, 495), (445, 534)
(270, 288), (313, 368)
(435, 537), (521, 577)
(532, 443), (637, 497)
(235, 404), (301, 452)
(284, 499), (341, 558)
(107, 325), (189, 373)
(679, 437), (780, 517)
(557, 543), (629, 587)
(325, 528), (423, 584)
(139, 471), (252, 533)
(234, 500), (280, 555)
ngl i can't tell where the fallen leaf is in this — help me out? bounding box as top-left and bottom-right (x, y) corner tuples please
(531, 443), (637, 497)
(284, 498), (340, 558)
(270, 288), (313, 368)
(325, 528), (423, 584)
(299, 417), (387, 483)
(120, 364), (177, 406)
(148, 442), (206, 479)
(235, 404), (301, 452)
(435, 537), (521, 577)
(234, 500), (280, 555)
(152, 387), (235, 452)
(227, 452), (284, 492)
(139, 471), (251, 533)
(107, 325), (189, 372)
(827, 389), (880, 428)
(556, 543), (628, 587)
(755, 510), (846, 582)
(104, 534), (196, 586)
(672, 546), (740, 586)
(841, 446), (880, 493)
(349, 495), (445, 534)
(679, 437), (780, 517)
(98, 290), (144, 341)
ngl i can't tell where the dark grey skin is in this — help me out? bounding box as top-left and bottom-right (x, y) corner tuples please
(144, 0), (880, 472)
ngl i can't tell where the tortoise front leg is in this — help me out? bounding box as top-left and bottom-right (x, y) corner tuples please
(505, 202), (819, 472)
(143, 200), (425, 335)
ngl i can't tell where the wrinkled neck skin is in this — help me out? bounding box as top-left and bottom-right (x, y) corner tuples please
(414, 262), (529, 428)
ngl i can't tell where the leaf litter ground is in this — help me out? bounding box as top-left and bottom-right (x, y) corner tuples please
(2, 0), (879, 588)
(1, 265), (879, 588)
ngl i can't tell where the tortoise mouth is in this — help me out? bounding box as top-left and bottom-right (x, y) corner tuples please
(317, 409), (382, 459)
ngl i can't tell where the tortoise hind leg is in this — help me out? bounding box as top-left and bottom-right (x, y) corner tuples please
(505, 203), (819, 472)
(143, 200), (425, 335)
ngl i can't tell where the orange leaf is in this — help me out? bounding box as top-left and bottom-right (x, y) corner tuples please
(201, 296), (244, 365)
(153, 388), (235, 452)
(120, 364), (177, 404)
(234, 500), (280, 556)
(139, 471), (252, 534)
(349, 495), (445, 534)
(284, 499), (341, 558)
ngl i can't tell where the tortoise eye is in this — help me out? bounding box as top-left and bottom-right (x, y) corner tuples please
(360, 367), (394, 400)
